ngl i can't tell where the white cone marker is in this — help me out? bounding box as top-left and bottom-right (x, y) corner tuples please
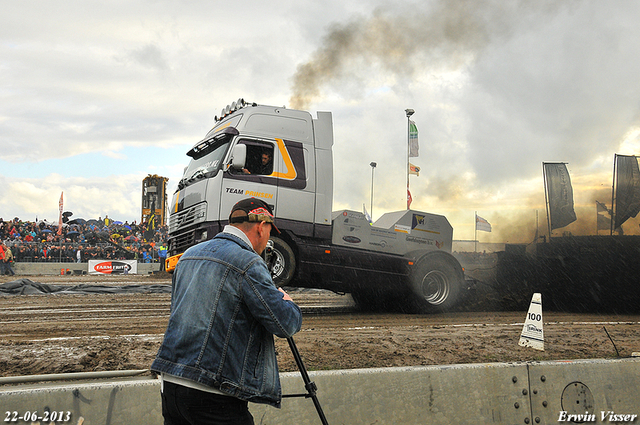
(519, 293), (544, 351)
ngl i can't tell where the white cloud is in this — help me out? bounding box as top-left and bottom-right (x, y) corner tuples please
(0, 173), (146, 223)
(102, 150), (127, 160)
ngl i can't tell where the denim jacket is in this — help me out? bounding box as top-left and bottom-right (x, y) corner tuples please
(151, 231), (302, 407)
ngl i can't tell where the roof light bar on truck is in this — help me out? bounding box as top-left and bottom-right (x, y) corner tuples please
(214, 98), (251, 122)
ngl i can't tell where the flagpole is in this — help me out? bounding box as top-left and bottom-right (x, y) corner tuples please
(474, 211), (477, 253)
(610, 154), (616, 236)
(542, 163), (552, 240)
(370, 161), (376, 220)
(58, 191), (64, 263)
(405, 109), (414, 210)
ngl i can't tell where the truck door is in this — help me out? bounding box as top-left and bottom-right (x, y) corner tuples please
(220, 139), (278, 218)
(271, 138), (314, 231)
(220, 137), (313, 233)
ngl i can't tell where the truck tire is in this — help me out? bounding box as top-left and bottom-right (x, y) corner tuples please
(269, 237), (296, 286)
(409, 253), (463, 312)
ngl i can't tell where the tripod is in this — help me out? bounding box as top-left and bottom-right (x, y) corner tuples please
(283, 337), (329, 424)
(264, 241), (329, 425)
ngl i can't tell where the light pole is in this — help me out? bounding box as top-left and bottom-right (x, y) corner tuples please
(405, 109), (415, 209)
(370, 161), (377, 220)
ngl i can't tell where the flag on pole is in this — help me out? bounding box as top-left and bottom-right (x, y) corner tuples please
(409, 120), (419, 157)
(476, 214), (492, 232)
(543, 162), (577, 230)
(614, 155), (640, 229)
(407, 188), (412, 209)
(597, 212), (611, 231)
(596, 201), (611, 231)
(596, 200), (608, 214)
(363, 204), (372, 223)
(409, 163), (420, 176)
(57, 192), (64, 235)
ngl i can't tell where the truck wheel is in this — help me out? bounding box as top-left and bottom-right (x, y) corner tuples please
(409, 254), (463, 312)
(270, 237), (296, 286)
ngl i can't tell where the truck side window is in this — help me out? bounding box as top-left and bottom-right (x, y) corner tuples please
(239, 142), (274, 176)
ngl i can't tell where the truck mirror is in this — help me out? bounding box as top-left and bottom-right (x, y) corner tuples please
(231, 144), (247, 170)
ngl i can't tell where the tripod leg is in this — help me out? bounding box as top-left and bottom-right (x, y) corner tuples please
(287, 337), (329, 425)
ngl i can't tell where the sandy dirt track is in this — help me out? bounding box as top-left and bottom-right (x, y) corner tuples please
(1, 274), (639, 378)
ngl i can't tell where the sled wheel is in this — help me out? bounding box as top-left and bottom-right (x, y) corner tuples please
(410, 254), (463, 312)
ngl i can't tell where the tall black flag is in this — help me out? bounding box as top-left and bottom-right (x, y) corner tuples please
(544, 162), (577, 230)
(614, 155), (640, 229)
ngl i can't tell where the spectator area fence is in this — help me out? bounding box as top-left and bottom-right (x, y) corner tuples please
(9, 261), (161, 276)
(4, 241), (162, 264)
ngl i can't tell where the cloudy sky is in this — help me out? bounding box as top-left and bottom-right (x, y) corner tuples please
(2, 0), (640, 244)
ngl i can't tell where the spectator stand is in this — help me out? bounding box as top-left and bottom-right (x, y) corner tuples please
(0, 217), (168, 267)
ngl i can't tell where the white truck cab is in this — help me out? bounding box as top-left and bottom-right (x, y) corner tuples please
(168, 101), (333, 255)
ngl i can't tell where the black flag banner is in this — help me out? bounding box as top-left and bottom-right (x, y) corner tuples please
(614, 155), (640, 229)
(596, 201), (611, 232)
(544, 162), (577, 230)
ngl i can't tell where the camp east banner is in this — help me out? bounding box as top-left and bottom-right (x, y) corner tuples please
(89, 259), (138, 275)
(544, 162), (577, 230)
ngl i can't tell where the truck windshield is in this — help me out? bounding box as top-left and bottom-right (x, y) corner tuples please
(179, 136), (231, 189)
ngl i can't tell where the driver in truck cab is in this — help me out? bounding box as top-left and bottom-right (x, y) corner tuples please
(242, 150), (273, 175)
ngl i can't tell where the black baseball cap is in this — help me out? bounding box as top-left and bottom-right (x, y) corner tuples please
(229, 198), (280, 235)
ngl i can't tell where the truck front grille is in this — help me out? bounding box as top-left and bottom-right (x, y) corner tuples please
(169, 202), (207, 233)
(168, 202), (208, 255)
(172, 229), (196, 254)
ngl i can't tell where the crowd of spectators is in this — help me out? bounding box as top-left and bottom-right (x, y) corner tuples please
(0, 216), (168, 264)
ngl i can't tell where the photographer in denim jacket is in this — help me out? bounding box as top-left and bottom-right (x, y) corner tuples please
(151, 198), (302, 425)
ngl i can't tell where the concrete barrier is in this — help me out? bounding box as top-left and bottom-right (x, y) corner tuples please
(1, 358), (638, 424)
(1, 378), (161, 425)
(10, 262), (161, 276)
